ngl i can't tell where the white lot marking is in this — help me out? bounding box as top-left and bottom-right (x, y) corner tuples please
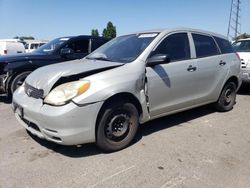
(90, 165), (136, 188)
(160, 175), (186, 188)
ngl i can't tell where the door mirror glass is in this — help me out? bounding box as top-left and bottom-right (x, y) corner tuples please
(60, 48), (74, 56)
(147, 54), (170, 67)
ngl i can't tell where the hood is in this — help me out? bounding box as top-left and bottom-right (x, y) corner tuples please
(0, 52), (47, 63)
(25, 58), (124, 96)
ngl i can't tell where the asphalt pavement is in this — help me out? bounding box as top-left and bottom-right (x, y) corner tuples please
(0, 86), (250, 188)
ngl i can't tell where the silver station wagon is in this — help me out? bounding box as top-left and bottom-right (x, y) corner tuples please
(13, 28), (241, 152)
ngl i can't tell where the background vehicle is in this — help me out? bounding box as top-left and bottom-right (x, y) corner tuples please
(0, 35), (109, 97)
(232, 38), (250, 83)
(24, 40), (48, 53)
(0, 39), (25, 56)
(13, 28), (241, 152)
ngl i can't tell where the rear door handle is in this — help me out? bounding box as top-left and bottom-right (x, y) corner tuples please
(219, 60), (226, 66)
(187, 65), (197, 72)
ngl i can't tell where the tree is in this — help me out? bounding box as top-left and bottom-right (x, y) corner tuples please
(234, 33), (250, 40)
(91, 29), (99, 37)
(13, 36), (35, 40)
(102, 21), (116, 39)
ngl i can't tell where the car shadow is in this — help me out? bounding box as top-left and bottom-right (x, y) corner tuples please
(27, 131), (101, 158)
(0, 96), (11, 104)
(237, 83), (250, 95)
(133, 105), (215, 143)
(28, 104), (215, 157)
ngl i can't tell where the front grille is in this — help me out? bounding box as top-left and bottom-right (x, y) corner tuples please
(24, 82), (44, 99)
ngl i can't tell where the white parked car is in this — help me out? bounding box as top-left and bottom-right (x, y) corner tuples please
(232, 38), (250, 83)
(24, 40), (48, 53)
(0, 39), (25, 56)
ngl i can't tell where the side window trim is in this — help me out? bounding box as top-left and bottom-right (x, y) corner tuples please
(211, 36), (222, 54)
(147, 32), (191, 63)
(88, 39), (92, 53)
(187, 32), (196, 59)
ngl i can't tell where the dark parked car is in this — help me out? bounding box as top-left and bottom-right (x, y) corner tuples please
(0, 35), (109, 97)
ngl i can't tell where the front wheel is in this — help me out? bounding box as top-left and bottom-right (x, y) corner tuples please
(215, 82), (237, 112)
(10, 71), (31, 94)
(96, 102), (139, 152)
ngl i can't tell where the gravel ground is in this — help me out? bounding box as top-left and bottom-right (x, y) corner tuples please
(0, 86), (250, 188)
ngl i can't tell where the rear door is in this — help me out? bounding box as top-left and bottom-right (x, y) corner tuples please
(190, 33), (229, 104)
(146, 32), (199, 117)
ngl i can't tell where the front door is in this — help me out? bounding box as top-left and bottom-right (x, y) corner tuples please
(146, 32), (198, 117)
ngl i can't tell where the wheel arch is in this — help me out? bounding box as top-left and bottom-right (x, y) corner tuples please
(95, 92), (143, 135)
(6, 69), (33, 96)
(226, 76), (239, 89)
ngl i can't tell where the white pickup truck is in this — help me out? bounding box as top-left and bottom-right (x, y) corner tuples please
(24, 40), (48, 53)
(232, 38), (250, 83)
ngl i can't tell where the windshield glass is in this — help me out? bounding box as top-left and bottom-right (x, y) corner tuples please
(232, 40), (250, 52)
(34, 37), (70, 54)
(87, 33), (158, 63)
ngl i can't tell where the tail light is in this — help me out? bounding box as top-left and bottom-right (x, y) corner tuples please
(4, 50), (7, 54)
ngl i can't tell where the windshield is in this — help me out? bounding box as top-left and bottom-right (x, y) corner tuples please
(87, 33), (158, 63)
(34, 37), (70, 54)
(232, 40), (250, 52)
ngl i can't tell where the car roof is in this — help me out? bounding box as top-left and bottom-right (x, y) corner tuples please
(235, 38), (250, 41)
(57, 35), (107, 40)
(129, 28), (228, 40)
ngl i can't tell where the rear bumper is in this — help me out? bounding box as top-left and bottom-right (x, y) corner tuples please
(12, 86), (104, 145)
(241, 69), (250, 83)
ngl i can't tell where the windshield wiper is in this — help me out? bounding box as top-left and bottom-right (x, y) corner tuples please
(86, 56), (113, 62)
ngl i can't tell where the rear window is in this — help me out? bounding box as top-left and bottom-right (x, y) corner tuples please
(192, 33), (219, 58)
(214, 37), (234, 54)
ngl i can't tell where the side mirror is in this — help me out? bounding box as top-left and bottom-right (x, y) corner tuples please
(60, 48), (74, 56)
(147, 54), (170, 67)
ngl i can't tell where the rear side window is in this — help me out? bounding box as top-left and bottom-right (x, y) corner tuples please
(151, 33), (190, 62)
(214, 37), (234, 54)
(192, 33), (219, 58)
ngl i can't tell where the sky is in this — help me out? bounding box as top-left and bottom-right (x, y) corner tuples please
(0, 0), (249, 40)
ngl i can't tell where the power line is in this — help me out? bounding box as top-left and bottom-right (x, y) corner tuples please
(227, 0), (241, 40)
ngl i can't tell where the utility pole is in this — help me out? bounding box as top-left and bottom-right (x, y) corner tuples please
(227, 0), (241, 41)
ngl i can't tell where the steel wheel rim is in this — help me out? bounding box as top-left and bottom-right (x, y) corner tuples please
(105, 112), (131, 142)
(223, 86), (234, 106)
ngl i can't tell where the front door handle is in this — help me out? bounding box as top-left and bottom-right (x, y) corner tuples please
(187, 65), (197, 72)
(219, 60), (226, 66)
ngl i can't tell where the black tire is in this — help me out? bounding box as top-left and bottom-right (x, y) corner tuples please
(96, 101), (139, 152)
(10, 71), (31, 94)
(215, 81), (237, 112)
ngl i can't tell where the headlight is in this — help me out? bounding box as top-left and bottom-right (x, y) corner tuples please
(44, 80), (90, 106)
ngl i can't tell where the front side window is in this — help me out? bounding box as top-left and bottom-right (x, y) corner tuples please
(88, 33), (158, 63)
(65, 39), (89, 54)
(192, 33), (219, 58)
(232, 40), (250, 52)
(150, 33), (190, 62)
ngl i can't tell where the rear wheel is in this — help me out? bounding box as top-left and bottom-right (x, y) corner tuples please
(10, 71), (31, 94)
(96, 101), (139, 152)
(215, 82), (237, 112)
